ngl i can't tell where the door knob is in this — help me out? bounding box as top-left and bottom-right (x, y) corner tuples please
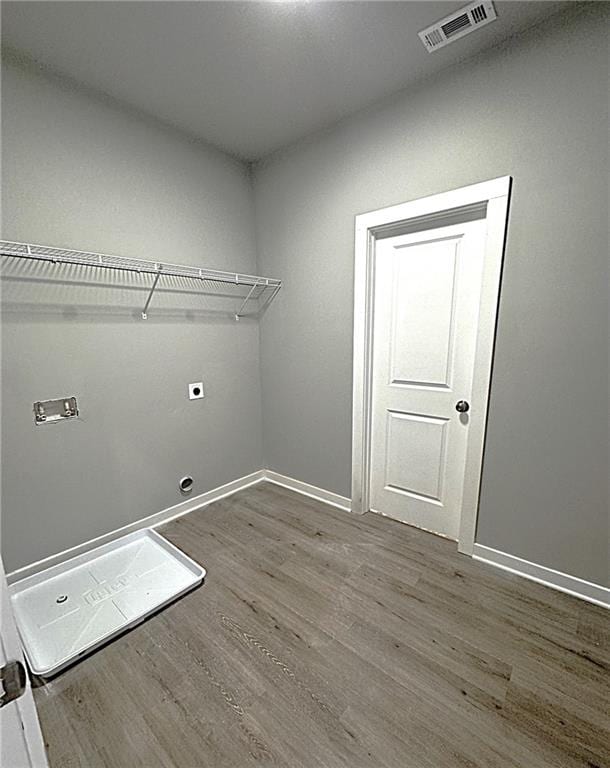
(455, 400), (470, 413)
(0, 660), (26, 708)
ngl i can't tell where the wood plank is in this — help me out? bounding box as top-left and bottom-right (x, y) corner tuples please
(34, 483), (609, 768)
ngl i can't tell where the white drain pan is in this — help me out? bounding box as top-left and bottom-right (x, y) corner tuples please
(9, 529), (205, 678)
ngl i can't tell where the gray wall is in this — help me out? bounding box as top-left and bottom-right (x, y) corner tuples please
(2, 6), (608, 588)
(253, 5), (609, 586)
(1, 58), (263, 573)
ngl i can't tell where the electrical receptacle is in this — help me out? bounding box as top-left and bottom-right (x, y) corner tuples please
(188, 382), (204, 400)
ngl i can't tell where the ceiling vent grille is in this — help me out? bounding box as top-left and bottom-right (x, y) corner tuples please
(418, 1), (497, 52)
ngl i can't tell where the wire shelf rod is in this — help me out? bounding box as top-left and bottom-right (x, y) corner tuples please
(0, 240), (281, 289)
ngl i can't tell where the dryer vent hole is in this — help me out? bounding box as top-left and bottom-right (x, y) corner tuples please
(56, 595), (68, 604)
(179, 476), (194, 495)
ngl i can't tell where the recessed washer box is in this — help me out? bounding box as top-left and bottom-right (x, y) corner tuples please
(9, 529), (205, 678)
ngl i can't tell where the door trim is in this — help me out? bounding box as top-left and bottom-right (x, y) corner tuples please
(351, 176), (512, 554)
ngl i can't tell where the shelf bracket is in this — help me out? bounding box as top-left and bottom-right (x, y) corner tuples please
(235, 280), (261, 321)
(259, 281), (282, 314)
(141, 266), (162, 319)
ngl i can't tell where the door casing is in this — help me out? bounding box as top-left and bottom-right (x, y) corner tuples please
(351, 176), (512, 555)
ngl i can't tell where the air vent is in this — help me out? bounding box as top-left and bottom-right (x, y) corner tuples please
(441, 13), (471, 39)
(471, 4), (488, 23)
(418, 1), (497, 53)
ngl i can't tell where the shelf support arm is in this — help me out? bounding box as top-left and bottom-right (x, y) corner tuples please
(235, 280), (260, 321)
(141, 266), (161, 320)
(260, 282), (282, 313)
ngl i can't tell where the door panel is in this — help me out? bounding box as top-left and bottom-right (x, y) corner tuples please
(370, 219), (487, 539)
(389, 238), (458, 389)
(385, 411), (448, 502)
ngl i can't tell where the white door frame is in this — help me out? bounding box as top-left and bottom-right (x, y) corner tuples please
(351, 176), (512, 555)
(1, 557), (48, 767)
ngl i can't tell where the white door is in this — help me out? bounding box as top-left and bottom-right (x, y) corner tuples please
(370, 218), (487, 539)
(0, 558), (48, 768)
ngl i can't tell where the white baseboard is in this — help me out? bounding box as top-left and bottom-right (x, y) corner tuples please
(473, 543), (609, 609)
(263, 470), (351, 512)
(6, 470), (265, 585)
(6, 468), (349, 584)
(9, 470), (605, 612)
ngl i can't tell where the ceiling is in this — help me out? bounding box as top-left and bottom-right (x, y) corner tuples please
(2, 1), (568, 161)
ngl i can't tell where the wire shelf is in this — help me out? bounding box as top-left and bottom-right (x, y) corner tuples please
(0, 239), (281, 319)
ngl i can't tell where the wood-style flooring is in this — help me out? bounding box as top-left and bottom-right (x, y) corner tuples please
(33, 482), (609, 768)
